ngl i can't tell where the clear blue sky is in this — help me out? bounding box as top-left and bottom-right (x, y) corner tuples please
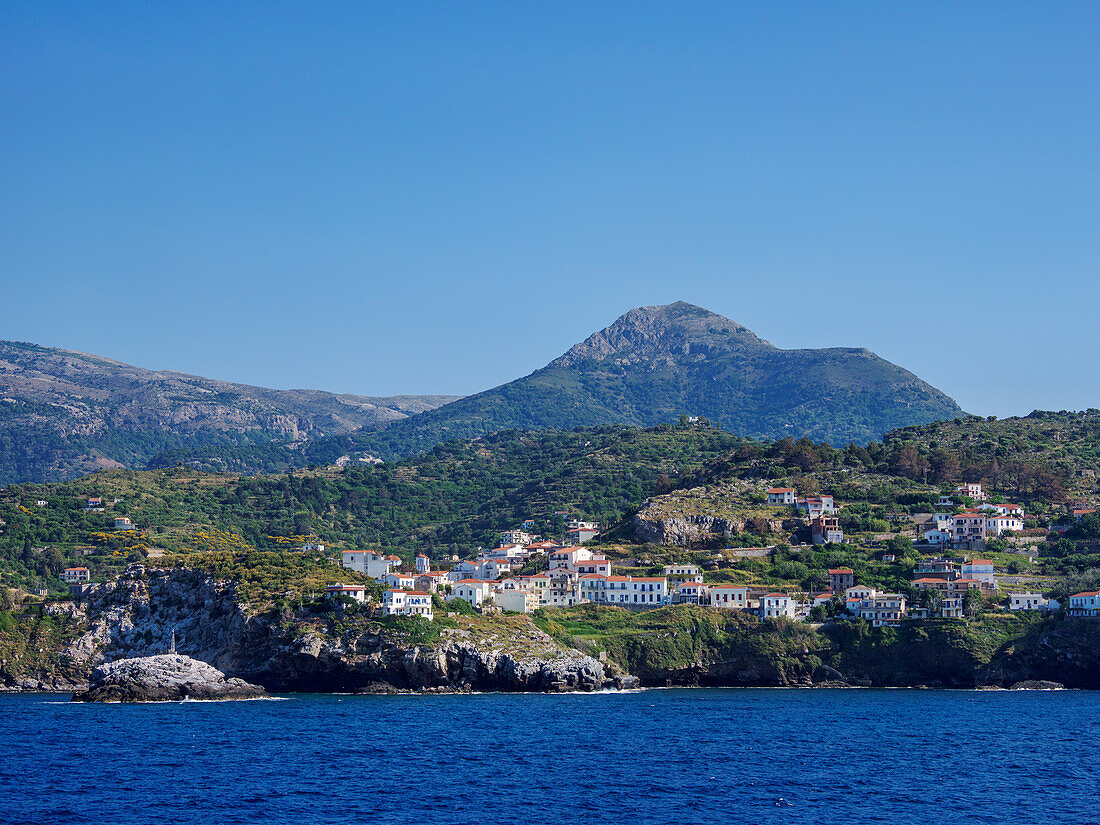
(2, 2), (1098, 417)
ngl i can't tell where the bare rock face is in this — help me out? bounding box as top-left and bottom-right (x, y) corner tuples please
(72, 654), (267, 702)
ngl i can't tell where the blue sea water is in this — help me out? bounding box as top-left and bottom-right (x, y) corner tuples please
(1, 688), (1096, 825)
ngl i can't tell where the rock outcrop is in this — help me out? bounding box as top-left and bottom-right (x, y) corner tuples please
(72, 654), (267, 702)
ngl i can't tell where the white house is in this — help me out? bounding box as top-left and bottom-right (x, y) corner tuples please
(674, 581), (709, 605)
(325, 583), (368, 603)
(1009, 593), (1050, 611)
(797, 495), (836, 516)
(582, 575), (667, 606)
(952, 512), (987, 545)
(985, 515), (1024, 535)
(845, 585), (877, 601)
(855, 594), (906, 626)
(566, 527), (599, 544)
(566, 520), (598, 532)
(499, 530), (533, 546)
(956, 483), (986, 501)
(663, 564), (703, 581)
(541, 572), (581, 607)
(451, 559), (481, 578)
(113, 517), (134, 531)
(341, 549), (367, 573)
(382, 589), (433, 620)
(382, 572), (418, 591)
(766, 487), (796, 505)
(709, 584), (749, 610)
(478, 558), (517, 580)
(941, 597), (964, 619)
(1067, 591), (1100, 617)
(980, 502), (1025, 518)
(342, 550), (397, 580)
(922, 528), (951, 545)
(449, 579), (495, 609)
(961, 559), (996, 588)
(486, 543), (532, 560)
(565, 520), (599, 544)
(415, 554), (430, 574)
(300, 542), (325, 553)
(760, 593), (795, 619)
(60, 567), (90, 584)
(548, 546), (604, 570)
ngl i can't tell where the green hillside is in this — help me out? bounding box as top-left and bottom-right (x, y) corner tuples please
(4, 414), (1098, 600)
(0, 425), (743, 594)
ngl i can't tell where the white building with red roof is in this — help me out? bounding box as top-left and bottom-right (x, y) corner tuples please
(759, 593), (795, 619)
(382, 589), (433, 620)
(1067, 591), (1100, 617)
(449, 559), (481, 580)
(382, 572), (417, 591)
(449, 579), (495, 609)
(342, 549), (398, 580)
(415, 554), (430, 574)
(956, 483), (986, 501)
(61, 566), (90, 584)
(548, 546), (604, 570)
(952, 512), (987, 545)
(766, 487), (796, 505)
(674, 581), (709, 605)
(797, 495), (836, 517)
(961, 559), (996, 587)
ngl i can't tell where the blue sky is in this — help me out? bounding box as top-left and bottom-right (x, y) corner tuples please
(2, 2), (1098, 417)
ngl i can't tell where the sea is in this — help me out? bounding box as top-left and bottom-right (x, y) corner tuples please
(1, 688), (1096, 825)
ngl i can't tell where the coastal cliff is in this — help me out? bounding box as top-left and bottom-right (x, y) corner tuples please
(6, 566), (1100, 693)
(0, 566), (612, 694)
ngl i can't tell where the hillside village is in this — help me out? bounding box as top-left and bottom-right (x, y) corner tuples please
(303, 480), (1100, 627)
(5, 416), (1100, 652)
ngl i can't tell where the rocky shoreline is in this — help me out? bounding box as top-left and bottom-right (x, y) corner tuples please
(72, 654), (268, 702)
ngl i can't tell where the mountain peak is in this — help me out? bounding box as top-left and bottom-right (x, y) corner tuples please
(550, 302), (772, 368)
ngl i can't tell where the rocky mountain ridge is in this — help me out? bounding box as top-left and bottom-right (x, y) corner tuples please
(0, 340), (458, 483)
